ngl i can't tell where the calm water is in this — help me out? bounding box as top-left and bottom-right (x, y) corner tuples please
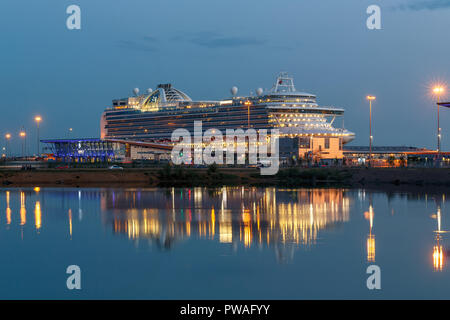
(0, 186), (449, 299)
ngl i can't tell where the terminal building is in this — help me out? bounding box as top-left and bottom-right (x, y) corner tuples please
(41, 138), (172, 163)
(343, 146), (450, 167)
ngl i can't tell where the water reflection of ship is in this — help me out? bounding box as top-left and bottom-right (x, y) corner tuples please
(101, 187), (350, 260)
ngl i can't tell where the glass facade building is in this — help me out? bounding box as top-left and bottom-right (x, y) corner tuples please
(41, 139), (126, 162)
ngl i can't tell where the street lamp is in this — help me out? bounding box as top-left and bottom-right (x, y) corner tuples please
(433, 86), (445, 158)
(5, 133), (11, 157)
(366, 95), (376, 166)
(35, 116), (42, 156)
(19, 129), (26, 158)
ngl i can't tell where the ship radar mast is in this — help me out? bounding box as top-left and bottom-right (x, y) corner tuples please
(271, 72), (297, 93)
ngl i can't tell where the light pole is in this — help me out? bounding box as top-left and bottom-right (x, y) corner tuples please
(433, 86), (445, 159)
(366, 95), (376, 166)
(5, 133), (11, 158)
(35, 116), (42, 156)
(19, 129), (26, 158)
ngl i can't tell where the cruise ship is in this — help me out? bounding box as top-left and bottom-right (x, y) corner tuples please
(101, 73), (355, 160)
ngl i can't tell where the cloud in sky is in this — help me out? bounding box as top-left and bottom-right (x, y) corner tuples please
(396, 0), (450, 11)
(171, 31), (266, 48)
(143, 35), (158, 42)
(119, 32), (265, 52)
(189, 35), (266, 48)
(117, 38), (158, 52)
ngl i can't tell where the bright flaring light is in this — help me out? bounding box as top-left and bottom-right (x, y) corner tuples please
(5, 133), (11, 139)
(19, 131), (26, 138)
(35, 116), (42, 123)
(433, 86), (445, 95)
(366, 95), (376, 101)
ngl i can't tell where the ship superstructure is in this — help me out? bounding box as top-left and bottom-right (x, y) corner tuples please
(101, 73), (355, 161)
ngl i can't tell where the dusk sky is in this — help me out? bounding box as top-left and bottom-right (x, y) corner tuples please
(1, 0), (450, 155)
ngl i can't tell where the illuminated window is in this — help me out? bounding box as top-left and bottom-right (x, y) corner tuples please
(299, 137), (310, 149)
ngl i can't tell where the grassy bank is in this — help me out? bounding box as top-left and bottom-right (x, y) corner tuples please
(1, 166), (450, 188)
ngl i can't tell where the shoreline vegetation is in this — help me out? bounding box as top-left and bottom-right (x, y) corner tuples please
(1, 165), (450, 189)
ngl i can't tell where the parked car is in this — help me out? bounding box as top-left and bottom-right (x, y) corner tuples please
(108, 165), (124, 170)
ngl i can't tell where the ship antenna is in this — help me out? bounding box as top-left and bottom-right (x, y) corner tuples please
(273, 72), (296, 93)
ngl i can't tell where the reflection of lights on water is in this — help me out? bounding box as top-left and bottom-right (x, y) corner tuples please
(358, 190), (366, 202)
(68, 208), (73, 238)
(432, 204), (445, 271)
(108, 189), (350, 251)
(243, 225), (252, 248)
(437, 207), (441, 233)
(6, 207), (11, 225)
(186, 221), (191, 237)
(221, 187), (227, 211)
(128, 219), (140, 239)
(1, 188), (352, 260)
(365, 205), (375, 262)
(241, 208), (252, 247)
(20, 191), (26, 226)
(78, 190), (83, 221)
(172, 188), (175, 218)
(5, 191), (11, 225)
(34, 201), (41, 231)
(194, 187), (202, 208)
(364, 205), (374, 228)
(219, 223), (232, 243)
(4, 191), (43, 231)
(210, 208), (215, 238)
(433, 244), (444, 271)
(367, 234), (376, 262)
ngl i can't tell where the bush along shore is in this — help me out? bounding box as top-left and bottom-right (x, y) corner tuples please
(1, 165), (450, 188)
(157, 164), (242, 187)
